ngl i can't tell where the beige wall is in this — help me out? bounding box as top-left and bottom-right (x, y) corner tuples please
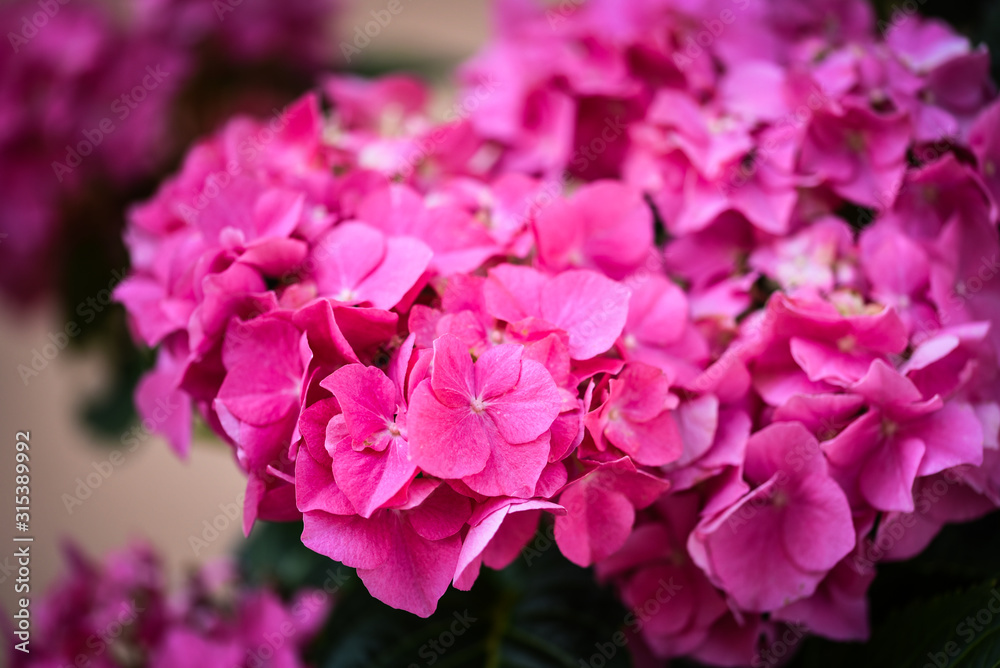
(0, 0), (489, 630)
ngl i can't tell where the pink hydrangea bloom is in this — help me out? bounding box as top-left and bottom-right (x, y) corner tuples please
(689, 423), (856, 612)
(115, 2), (1000, 662)
(408, 334), (562, 497)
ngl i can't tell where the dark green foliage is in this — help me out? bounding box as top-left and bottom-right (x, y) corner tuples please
(241, 520), (632, 668)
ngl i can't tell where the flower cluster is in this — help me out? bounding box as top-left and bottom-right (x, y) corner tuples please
(118, 0), (1000, 664)
(0, 0), (339, 305)
(8, 543), (326, 668)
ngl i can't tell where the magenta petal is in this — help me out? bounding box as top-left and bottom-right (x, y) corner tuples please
(135, 359), (192, 458)
(485, 359), (561, 444)
(331, 437), (416, 518)
(611, 411), (683, 466)
(294, 446), (355, 515)
(462, 432), (551, 498)
(911, 401), (985, 475)
(218, 318), (304, 425)
(322, 364), (397, 449)
(782, 474), (856, 573)
(313, 222), (385, 298)
(790, 337), (878, 386)
(429, 334), (477, 408)
(454, 504), (511, 590)
(556, 480), (636, 567)
(358, 522), (462, 618)
(239, 237), (309, 275)
(859, 436), (925, 512)
(455, 499), (560, 589)
(408, 381), (492, 479)
(540, 270), (631, 360)
(609, 363), (672, 421)
(356, 236), (432, 310)
(483, 263), (545, 323)
(850, 359), (923, 406)
(695, 482), (808, 611)
(482, 507), (549, 569)
(555, 459), (669, 566)
(407, 484), (472, 541)
(474, 343), (523, 400)
(773, 558), (874, 642)
(301, 511), (391, 571)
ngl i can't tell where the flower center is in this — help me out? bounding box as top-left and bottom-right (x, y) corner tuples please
(335, 287), (358, 303)
(471, 398), (487, 414)
(837, 335), (856, 352)
(387, 422), (401, 437)
(846, 130), (866, 153)
(771, 489), (789, 508)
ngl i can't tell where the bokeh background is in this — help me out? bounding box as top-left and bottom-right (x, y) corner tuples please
(2, 0), (1000, 649)
(0, 0), (490, 622)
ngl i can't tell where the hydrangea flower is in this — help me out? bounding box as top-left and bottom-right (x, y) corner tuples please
(117, 1), (1000, 663)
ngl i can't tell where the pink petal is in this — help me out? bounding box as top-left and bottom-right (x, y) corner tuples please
(859, 436), (925, 512)
(485, 359), (562, 444)
(474, 343), (523, 400)
(462, 432), (551, 498)
(408, 381), (492, 479)
(356, 236), (432, 310)
(782, 473), (856, 573)
(358, 524), (462, 618)
(540, 270), (631, 360)
(322, 365), (396, 449)
(301, 510), (391, 571)
(331, 437), (417, 518)
(911, 401), (985, 475)
(429, 334), (477, 409)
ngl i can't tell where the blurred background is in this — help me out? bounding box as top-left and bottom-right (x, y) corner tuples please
(2, 0), (1000, 632)
(0, 0), (490, 619)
